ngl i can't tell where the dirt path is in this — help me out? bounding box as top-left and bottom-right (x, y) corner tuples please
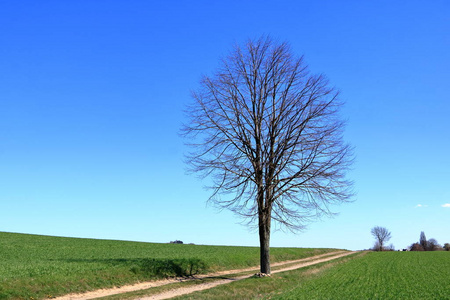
(54, 251), (353, 300)
(141, 251), (355, 300)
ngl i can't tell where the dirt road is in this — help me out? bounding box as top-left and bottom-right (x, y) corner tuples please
(55, 251), (355, 300)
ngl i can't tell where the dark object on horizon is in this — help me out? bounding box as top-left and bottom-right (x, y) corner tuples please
(170, 240), (183, 244)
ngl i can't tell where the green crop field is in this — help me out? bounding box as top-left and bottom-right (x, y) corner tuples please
(273, 251), (450, 299)
(177, 251), (450, 300)
(0, 232), (337, 300)
(274, 252), (450, 299)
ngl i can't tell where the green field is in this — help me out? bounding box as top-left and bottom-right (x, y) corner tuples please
(176, 251), (450, 299)
(273, 251), (450, 299)
(3, 232), (448, 300)
(0, 232), (336, 300)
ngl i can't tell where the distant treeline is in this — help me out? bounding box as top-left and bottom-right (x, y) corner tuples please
(371, 227), (449, 251)
(409, 231), (449, 251)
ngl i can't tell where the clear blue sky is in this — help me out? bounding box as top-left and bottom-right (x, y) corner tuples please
(1, 1), (449, 251)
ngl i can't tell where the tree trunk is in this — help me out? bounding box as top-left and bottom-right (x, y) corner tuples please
(259, 211), (271, 274)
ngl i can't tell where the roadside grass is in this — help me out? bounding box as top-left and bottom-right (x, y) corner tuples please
(173, 251), (450, 300)
(0, 232), (338, 300)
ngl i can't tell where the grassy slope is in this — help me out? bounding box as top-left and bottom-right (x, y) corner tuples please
(0, 232), (337, 300)
(175, 251), (450, 300)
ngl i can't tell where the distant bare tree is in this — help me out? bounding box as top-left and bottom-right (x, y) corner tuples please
(183, 36), (354, 274)
(371, 226), (391, 251)
(427, 238), (443, 251)
(371, 241), (382, 252)
(386, 243), (395, 251)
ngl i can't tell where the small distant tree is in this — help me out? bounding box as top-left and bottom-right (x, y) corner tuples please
(410, 243), (424, 251)
(419, 231), (428, 250)
(371, 226), (392, 251)
(371, 241), (382, 252)
(444, 243), (450, 251)
(386, 243), (395, 251)
(427, 238), (443, 251)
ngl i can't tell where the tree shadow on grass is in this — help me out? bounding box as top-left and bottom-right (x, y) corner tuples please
(51, 257), (209, 279)
(134, 258), (208, 278)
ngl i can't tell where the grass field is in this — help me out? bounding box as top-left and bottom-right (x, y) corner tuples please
(273, 251), (450, 299)
(0, 232), (337, 300)
(175, 251), (450, 299)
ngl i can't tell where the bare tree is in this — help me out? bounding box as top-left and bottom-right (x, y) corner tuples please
(427, 238), (442, 251)
(183, 37), (354, 274)
(371, 226), (392, 251)
(386, 243), (395, 251)
(371, 241), (382, 252)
